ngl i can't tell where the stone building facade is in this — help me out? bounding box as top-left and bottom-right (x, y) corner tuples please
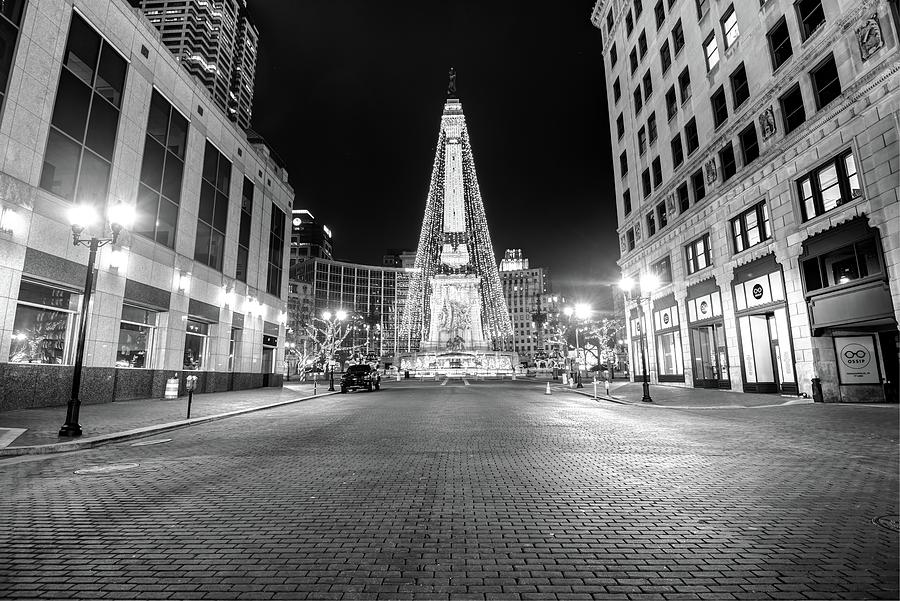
(0, 0), (292, 411)
(592, 0), (899, 401)
(499, 249), (555, 365)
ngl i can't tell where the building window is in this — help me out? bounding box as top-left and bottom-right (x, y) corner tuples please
(633, 86), (643, 114)
(642, 168), (652, 198)
(691, 168), (706, 202)
(660, 40), (672, 73)
(134, 90), (188, 248)
(647, 112), (657, 143)
(656, 200), (668, 229)
(616, 113), (625, 139)
(623, 189), (632, 215)
(626, 11), (634, 35)
(647, 210), (657, 236)
(730, 62), (749, 108)
(195, 140), (232, 271)
(627, 228), (636, 251)
(236, 177), (254, 283)
(703, 32), (719, 71)
(719, 143), (736, 181)
(638, 126), (647, 155)
(0, 0), (26, 112)
(678, 67), (691, 102)
(711, 85), (728, 128)
(797, 149), (861, 221)
(613, 77), (621, 102)
(8, 280), (78, 364)
(266, 205), (286, 297)
(672, 19), (685, 54)
(685, 234), (712, 274)
(117, 305), (156, 368)
(795, 0), (825, 40)
(685, 117), (699, 154)
(655, 0), (666, 29)
(666, 86), (678, 120)
(638, 31), (648, 58)
(653, 255), (673, 284)
(39, 13), (127, 205)
(693, 0), (710, 18)
(620, 151), (629, 177)
(739, 123), (760, 165)
(811, 54), (841, 109)
(643, 71), (653, 100)
(652, 156), (663, 186)
(767, 18), (793, 71)
(671, 133), (684, 168)
(610, 43), (618, 67)
(802, 236), (882, 292)
(731, 201), (771, 253)
(677, 182), (690, 212)
(184, 320), (208, 370)
(780, 83), (806, 133)
(630, 48), (638, 74)
(721, 4), (739, 48)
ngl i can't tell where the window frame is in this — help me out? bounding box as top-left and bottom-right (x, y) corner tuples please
(719, 142), (737, 181)
(730, 200), (771, 254)
(685, 233), (712, 275)
(685, 117), (699, 155)
(797, 149), (861, 221)
(703, 31), (720, 72)
(810, 53), (841, 110)
(729, 62), (749, 109)
(720, 4), (739, 49)
(779, 82), (806, 134)
(671, 133), (684, 168)
(739, 123), (760, 165)
(795, 0), (826, 41)
(711, 85), (728, 128)
(767, 17), (793, 71)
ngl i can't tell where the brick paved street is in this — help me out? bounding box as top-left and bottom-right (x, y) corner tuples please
(1, 381), (898, 600)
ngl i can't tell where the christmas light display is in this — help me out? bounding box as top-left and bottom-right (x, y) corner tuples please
(400, 97), (514, 351)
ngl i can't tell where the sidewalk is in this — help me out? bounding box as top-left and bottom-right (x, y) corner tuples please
(0, 380), (336, 456)
(556, 378), (816, 408)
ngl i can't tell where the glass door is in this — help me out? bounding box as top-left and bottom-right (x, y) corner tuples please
(691, 323), (728, 388)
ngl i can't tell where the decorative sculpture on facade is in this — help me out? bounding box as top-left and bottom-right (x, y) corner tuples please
(760, 106), (777, 139)
(705, 158), (718, 185)
(857, 14), (884, 61)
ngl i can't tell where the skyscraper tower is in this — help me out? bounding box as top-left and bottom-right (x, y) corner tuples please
(130, 0), (258, 130)
(399, 71), (514, 373)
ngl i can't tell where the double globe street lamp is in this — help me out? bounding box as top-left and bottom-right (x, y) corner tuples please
(562, 302), (592, 389)
(321, 309), (347, 391)
(618, 274), (660, 403)
(59, 203), (135, 437)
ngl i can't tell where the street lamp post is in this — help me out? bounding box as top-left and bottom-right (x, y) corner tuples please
(563, 303), (592, 389)
(619, 275), (659, 403)
(285, 342), (295, 381)
(59, 203), (134, 437)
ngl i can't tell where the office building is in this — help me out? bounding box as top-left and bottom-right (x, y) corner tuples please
(592, 0), (899, 401)
(289, 209), (333, 266)
(499, 249), (554, 364)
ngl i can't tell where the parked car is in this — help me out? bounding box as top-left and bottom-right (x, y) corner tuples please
(340, 364), (381, 393)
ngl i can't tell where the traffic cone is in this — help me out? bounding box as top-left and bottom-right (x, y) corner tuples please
(545, 382), (552, 395)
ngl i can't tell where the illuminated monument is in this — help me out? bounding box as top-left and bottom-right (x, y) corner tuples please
(399, 70), (515, 374)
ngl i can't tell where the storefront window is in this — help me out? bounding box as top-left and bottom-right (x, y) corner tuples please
(184, 320), (208, 370)
(8, 281), (79, 364)
(116, 305), (156, 368)
(802, 236), (883, 292)
(656, 331), (683, 377)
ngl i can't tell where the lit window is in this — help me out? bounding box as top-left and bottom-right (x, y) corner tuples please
(721, 5), (739, 48)
(9, 281), (79, 365)
(704, 32), (719, 71)
(797, 150), (861, 221)
(117, 305), (157, 368)
(731, 201), (771, 253)
(685, 234), (712, 274)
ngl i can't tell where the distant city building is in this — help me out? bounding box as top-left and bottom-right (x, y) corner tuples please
(291, 258), (414, 363)
(0, 0), (293, 412)
(382, 249), (417, 269)
(129, 0), (259, 130)
(499, 249), (553, 364)
(592, 0), (899, 402)
(290, 210), (333, 266)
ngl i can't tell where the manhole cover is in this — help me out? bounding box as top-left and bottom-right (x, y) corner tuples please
(74, 463), (140, 475)
(130, 438), (172, 447)
(873, 515), (900, 532)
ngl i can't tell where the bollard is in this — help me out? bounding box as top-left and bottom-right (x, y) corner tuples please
(314, 378), (317, 395)
(605, 379), (610, 396)
(545, 382), (552, 395)
(593, 379), (598, 400)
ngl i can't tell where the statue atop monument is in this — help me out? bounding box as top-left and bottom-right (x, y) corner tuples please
(447, 67), (457, 98)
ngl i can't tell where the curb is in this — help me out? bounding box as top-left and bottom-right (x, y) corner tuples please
(555, 384), (816, 409)
(0, 390), (340, 458)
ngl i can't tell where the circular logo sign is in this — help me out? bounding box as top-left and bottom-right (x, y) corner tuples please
(839, 343), (871, 369)
(699, 301), (709, 315)
(292, 217), (302, 226)
(663, 313), (670, 325)
(752, 284), (765, 300)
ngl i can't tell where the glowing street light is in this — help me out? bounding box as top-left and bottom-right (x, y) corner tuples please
(619, 274), (658, 403)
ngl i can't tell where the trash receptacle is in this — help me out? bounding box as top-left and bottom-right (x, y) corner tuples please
(164, 375), (179, 399)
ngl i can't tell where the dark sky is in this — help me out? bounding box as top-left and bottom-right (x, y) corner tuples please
(250, 1), (618, 308)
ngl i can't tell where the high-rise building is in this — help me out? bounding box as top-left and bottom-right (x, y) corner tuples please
(499, 249), (553, 364)
(129, 0), (259, 130)
(399, 72), (515, 374)
(0, 0), (293, 412)
(592, 0), (899, 402)
(289, 210), (334, 266)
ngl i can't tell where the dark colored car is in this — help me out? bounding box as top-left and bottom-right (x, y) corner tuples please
(340, 364), (381, 393)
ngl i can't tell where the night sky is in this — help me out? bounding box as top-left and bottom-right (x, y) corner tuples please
(250, 1), (617, 308)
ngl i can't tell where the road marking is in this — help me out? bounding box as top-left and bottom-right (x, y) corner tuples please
(0, 428), (26, 449)
(130, 438), (172, 447)
(463, 378), (470, 386)
(441, 378), (449, 386)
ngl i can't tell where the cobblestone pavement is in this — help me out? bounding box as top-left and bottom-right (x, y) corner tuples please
(1, 381), (897, 600)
